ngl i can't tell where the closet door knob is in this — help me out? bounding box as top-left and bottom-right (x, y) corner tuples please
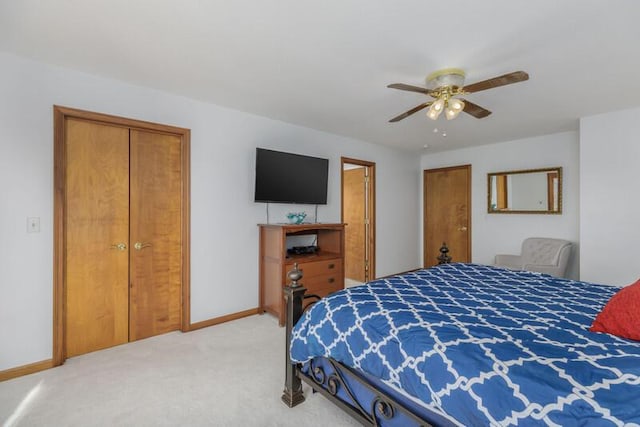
(110, 243), (127, 251)
(134, 242), (152, 251)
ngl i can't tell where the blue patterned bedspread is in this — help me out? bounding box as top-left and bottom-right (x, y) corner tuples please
(290, 263), (640, 426)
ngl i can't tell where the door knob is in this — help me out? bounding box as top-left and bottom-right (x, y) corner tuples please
(134, 242), (152, 251)
(457, 226), (468, 231)
(110, 243), (127, 251)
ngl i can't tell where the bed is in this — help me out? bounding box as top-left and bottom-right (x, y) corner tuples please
(282, 263), (640, 426)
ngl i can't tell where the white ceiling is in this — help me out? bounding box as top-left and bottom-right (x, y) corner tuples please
(2, 1), (640, 152)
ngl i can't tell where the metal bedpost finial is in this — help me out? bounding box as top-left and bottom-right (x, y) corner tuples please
(288, 262), (303, 287)
(437, 242), (452, 264)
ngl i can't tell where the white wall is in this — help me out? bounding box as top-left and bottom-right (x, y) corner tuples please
(0, 52), (420, 370)
(580, 107), (640, 286)
(420, 132), (580, 279)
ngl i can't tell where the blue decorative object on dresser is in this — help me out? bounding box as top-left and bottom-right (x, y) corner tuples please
(286, 212), (307, 224)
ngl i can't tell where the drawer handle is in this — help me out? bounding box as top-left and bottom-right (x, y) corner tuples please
(328, 278), (335, 283)
(328, 263), (335, 269)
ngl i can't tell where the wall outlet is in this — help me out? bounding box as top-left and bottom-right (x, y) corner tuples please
(27, 217), (40, 233)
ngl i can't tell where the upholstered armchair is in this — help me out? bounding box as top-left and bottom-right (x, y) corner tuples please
(495, 237), (572, 278)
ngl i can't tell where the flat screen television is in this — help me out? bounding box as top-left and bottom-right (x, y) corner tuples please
(254, 148), (329, 204)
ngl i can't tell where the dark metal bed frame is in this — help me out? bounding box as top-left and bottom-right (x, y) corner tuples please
(281, 263), (434, 426)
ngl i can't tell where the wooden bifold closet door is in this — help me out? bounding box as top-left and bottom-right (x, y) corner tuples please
(63, 115), (184, 358)
(65, 119), (130, 357)
(129, 130), (182, 341)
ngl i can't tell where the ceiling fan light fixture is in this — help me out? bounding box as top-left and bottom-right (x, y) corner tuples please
(445, 98), (465, 120)
(445, 106), (461, 120)
(432, 98), (445, 112)
(426, 98), (445, 120)
(449, 98), (465, 112)
(426, 105), (442, 120)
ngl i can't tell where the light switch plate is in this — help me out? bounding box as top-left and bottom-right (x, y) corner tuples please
(27, 217), (40, 233)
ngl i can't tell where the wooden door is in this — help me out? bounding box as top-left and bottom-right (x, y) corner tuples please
(129, 130), (183, 340)
(341, 158), (376, 283)
(344, 167), (366, 282)
(423, 165), (471, 268)
(65, 119), (130, 357)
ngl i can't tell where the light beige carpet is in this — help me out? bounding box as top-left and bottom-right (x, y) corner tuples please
(0, 315), (358, 427)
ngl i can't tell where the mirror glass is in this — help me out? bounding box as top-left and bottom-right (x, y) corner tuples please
(488, 167), (562, 214)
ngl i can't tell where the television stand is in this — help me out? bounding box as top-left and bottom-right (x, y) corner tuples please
(258, 223), (345, 326)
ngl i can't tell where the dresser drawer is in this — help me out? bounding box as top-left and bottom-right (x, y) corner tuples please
(295, 259), (342, 278)
(304, 272), (343, 293)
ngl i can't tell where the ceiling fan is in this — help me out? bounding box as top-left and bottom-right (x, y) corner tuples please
(387, 69), (529, 122)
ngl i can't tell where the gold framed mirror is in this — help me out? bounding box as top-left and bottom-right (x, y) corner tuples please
(488, 167), (562, 214)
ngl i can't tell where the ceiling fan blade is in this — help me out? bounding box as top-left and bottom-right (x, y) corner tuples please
(461, 99), (492, 118)
(389, 102), (432, 122)
(387, 83), (432, 95)
(462, 71), (529, 94)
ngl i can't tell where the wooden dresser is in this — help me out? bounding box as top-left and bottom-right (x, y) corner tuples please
(258, 223), (345, 325)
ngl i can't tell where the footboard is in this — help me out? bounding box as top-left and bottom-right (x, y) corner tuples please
(281, 264), (434, 426)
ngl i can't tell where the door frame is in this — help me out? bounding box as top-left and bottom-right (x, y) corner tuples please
(340, 157), (376, 281)
(53, 105), (191, 366)
(423, 164), (471, 267)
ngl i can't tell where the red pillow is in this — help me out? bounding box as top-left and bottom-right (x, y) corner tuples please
(590, 279), (640, 341)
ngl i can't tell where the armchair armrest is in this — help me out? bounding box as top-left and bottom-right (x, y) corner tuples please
(495, 254), (522, 269)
